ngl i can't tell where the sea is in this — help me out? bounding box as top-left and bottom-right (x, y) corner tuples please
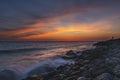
(0, 41), (95, 79)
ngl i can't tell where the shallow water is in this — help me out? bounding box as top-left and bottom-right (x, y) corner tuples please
(0, 41), (94, 79)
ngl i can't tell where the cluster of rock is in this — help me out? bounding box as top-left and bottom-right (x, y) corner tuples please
(23, 38), (120, 80)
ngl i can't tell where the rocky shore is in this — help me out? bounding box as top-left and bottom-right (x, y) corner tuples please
(22, 38), (120, 80)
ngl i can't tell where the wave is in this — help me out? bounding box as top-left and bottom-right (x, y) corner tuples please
(0, 48), (47, 53)
(24, 57), (71, 77)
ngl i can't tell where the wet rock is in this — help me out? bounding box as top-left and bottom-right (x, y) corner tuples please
(106, 57), (120, 66)
(66, 50), (78, 57)
(113, 77), (120, 80)
(0, 70), (18, 80)
(61, 50), (82, 59)
(94, 73), (113, 80)
(77, 77), (90, 80)
(113, 65), (120, 76)
(66, 50), (76, 55)
(83, 60), (90, 64)
(62, 50), (79, 59)
(81, 47), (107, 60)
(64, 75), (77, 80)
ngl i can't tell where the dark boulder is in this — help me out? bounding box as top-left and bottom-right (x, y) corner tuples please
(94, 73), (113, 80)
(113, 65), (120, 77)
(77, 77), (91, 80)
(66, 50), (77, 56)
(62, 50), (79, 59)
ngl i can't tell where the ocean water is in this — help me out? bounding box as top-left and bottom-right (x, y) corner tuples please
(0, 41), (95, 79)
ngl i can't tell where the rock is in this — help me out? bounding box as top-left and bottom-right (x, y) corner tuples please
(80, 66), (85, 70)
(94, 73), (113, 80)
(94, 38), (120, 47)
(113, 65), (120, 76)
(105, 57), (120, 73)
(0, 70), (18, 80)
(81, 47), (107, 60)
(113, 77), (120, 80)
(65, 75), (77, 80)
(66, 50), (77, 56)
(83, 60), (90, 64)
(62, 50), (78, 59)
(80, 59), (108, 77)
(106, 57), (120, 66)
(77, 77), (89, 80)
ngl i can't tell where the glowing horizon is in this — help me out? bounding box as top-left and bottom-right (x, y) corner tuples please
(0, 0), (120, 41)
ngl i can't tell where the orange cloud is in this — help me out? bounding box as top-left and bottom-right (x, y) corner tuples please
(19, 21), (113, 41)
(24, 20), (60, 27)
(0, 27), (40, 40)
(1, 17), (119, 41)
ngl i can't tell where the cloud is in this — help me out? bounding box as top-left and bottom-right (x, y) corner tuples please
(17, 20), (112, 40)
(0, 0), (120, 40)
(24, 20), (60, 27)
(1, 0), (119, 25)
(0, 27), (40, 40)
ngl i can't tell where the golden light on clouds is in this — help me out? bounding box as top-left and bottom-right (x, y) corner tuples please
(0, 14), (119, 41)
(0, 0), (120, 41)
(18, 21), (113, 41)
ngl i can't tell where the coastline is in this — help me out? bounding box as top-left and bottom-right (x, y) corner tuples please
(0, 39), (119, 80)
(0, 41), (93, 80)
(22, 38), (120, 80)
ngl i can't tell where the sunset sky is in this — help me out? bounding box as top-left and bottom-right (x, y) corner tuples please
(0, 0), (120, 41)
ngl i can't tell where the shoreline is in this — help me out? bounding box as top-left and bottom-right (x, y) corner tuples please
(22, 38), (120, 80)
(0, 39), (119, 80)
(0, 42), (94, 80)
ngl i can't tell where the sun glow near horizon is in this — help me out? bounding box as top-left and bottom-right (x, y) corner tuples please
(16, 22), (115, 41)
(0, 0), (120, 41)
